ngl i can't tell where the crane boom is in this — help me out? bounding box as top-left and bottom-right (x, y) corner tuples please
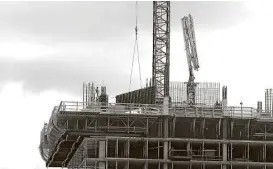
(182, 14), (199, 105)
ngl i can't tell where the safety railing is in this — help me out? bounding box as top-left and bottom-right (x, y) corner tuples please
(170, 105), (223, 117)
(39, 123), (49, 161)
(39, 104), (67, 162)
(57, 101), (164, 115)
(223, 107), (259, 119)
(53, 101), (273, 119)
(257, 111), (273, 120)
(40, 123), (48, 143)
(170, 105), (267, 119)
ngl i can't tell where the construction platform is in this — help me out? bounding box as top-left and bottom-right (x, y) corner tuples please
(39, 101), (273, 169)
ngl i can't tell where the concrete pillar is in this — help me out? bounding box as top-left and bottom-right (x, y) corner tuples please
(124, 140), (130, 169)
(143, 140), (148, 158)
(187, 141), (191, 156)
(221, 86), (228, 169)
(163, 117), (168, 169)
(99, 141), (106, 169)
(163, 96), (169, 169)
(222, 118), (228, 169)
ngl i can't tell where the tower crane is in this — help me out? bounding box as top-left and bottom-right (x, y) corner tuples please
(120, 2), (200, 106)
(182, 14), (199, 105)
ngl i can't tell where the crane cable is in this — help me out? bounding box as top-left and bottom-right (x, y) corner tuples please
(129, 1), (142, 92)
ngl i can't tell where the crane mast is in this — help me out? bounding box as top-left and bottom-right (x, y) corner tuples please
(152, 1), (170, 105)
(182, 14), (199, 105)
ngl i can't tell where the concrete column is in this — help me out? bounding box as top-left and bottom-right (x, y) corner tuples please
(124, 140), (130, 169)
(143, 141), (148, 169)
(163, 96), (169, 169)
(143, 140), (148, 158)
(99, 141), (106, 169)
(222, 118), (228, 169)
(187, 141), (191, 156)
(163, 117), (168, 169)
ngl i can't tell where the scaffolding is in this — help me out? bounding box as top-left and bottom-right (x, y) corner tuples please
(83, 82), (96, 108)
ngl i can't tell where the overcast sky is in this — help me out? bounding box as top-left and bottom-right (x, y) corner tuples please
(0, 1), (272, 169)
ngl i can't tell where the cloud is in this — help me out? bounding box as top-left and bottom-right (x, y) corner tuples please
(0, 40), (58, 60)
(0, 1), (249, 98)
(0, 1), (248, 44)
(0, 1), (267, 105)
(171, 1), (248, 31)
(0, 82), (79, 169)
(0, 35), (154, 96)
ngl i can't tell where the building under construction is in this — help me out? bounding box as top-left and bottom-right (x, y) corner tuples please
(39, 1), (273, 169)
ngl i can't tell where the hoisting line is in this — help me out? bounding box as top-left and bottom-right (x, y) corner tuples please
(129, 1), (142, 92)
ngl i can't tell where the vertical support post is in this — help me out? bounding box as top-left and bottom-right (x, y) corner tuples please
(218, 119), (221, 139)
(157, 141), (160, 159)
(98, 140), (106, 169)
(222, 118), (228, 169)
(124, 139), (130, 169)
(144, 162), (148, 169)
(187, 141), (191, 157)
(263, 142), (266, 162)
(201, 118), (205, 138)
(115, 139), (118, 158)
(163, 117), (168, 169)
(193, 118), (196, 138)
(247, 143), (250, 161)
(172, 116), (176, 137)
(163, 96), (169, 169)
(144, 139), (148, 158)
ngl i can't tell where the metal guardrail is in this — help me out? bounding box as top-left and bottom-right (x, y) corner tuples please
(58, 101), (164, 115)
(170, 106), (222, 117)
(223, 107), (258, 119)
(169, 106), (264, 119)
(224, 107), (273, 119)
(54, 101), (273, 119)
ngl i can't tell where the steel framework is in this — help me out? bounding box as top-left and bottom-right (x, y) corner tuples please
(40, 101), (273, 169)
(152, 1), (170, 104)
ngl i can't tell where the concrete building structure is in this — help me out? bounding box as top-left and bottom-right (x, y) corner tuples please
(40, 88), (273, 169)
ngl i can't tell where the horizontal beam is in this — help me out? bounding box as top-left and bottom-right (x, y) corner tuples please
(86, 136), (273, 146)
(85, 158), (273, 167)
